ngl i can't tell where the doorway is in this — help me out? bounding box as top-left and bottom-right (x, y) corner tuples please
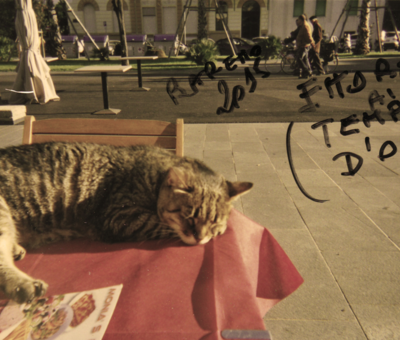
(241, 0), (260, 39)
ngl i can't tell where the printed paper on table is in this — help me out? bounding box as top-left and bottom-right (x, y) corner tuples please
(0, 284), (122, 340)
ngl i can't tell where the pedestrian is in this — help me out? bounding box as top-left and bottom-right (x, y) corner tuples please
(283, 19), (301, 75)
(309, 15), (325, 75)
(302, 13), (314, 36)
(344, 33), (351, 53)
(283, 18), (301, 45)
(295, 14), (314, 78)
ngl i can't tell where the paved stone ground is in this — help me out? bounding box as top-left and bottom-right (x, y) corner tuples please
(2, 121), (400, 340)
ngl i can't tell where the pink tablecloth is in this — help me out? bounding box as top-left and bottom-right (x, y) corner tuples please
(8, 209), (303, 340)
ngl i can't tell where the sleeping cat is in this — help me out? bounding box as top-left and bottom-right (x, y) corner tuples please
(0, 142), (252, 304)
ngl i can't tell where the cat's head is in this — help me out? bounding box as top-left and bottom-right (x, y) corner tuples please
(157, 161), (253, 245)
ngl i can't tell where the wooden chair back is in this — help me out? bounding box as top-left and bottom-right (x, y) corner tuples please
(23, 116), (184, 156)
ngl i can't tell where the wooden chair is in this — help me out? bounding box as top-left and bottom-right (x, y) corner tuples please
(22, 116), (184, 156)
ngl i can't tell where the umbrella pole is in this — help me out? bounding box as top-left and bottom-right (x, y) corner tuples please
(62, 0), (100, 51)
(65, 11), (91, 60)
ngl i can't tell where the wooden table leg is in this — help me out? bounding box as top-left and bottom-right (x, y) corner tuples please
(93, 72), (120, 115)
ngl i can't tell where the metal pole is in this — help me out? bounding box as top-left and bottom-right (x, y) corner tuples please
(62, 0), (100, 50)
(215, 0), (236, 56)
(101, 72), (109, 109)
(137, 60), (143, 88)
(338, 9), (350, 44)
(374, 0), (382, 52)
(178, 2), (193, 56)
(331, 0), (350, 39)
(65, 12), (90, 60)
(388, 7), (400, 47)
(168, 0), (192, 58)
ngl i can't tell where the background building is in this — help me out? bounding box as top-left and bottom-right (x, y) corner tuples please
(66, 0), (389, 43)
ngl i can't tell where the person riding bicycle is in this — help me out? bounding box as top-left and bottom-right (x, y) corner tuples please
(309, 15), (325, 75)
(295, 14), (314, 79)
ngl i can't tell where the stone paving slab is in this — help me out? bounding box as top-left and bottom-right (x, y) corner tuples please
(183, 121), (400, 340)
(1, 121), (400, 339)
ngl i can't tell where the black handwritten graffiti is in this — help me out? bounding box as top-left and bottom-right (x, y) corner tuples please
(311, 118), (334, 148)
(250, 45), (270, 79)
(365, 137), (371, 152)
(332, 152), (363, 176)
(387, 100), (400, 123)
(374, 58), (397, 82)
(286, 122), (328, 203)
(166, 56), (400, 203)
(324, 71), (348, 98)
(340, 114), (360, 136)
(297, 77), (322, 113)
(368, 90), (385, 111)
(203, 61), (223, 79)
(379, 141), (397, 161)
(244, 67), (257, 93)
(166, 77), (187, 105)
(216, 80), (245, 115)
(222, 50), (250, 71)
(166, 62), (222, 105)
(363, 109), (385, 128)
(346, 71), (366, 94)
(387, 88), (396, 99)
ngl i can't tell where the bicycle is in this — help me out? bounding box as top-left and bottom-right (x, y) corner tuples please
(279, 42), (339, 75)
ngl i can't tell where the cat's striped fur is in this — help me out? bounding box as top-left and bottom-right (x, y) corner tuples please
(0, 142), (252, 304)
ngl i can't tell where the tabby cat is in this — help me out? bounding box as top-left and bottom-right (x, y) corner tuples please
(0, 142), (252, 304)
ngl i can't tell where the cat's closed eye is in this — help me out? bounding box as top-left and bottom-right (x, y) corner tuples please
(167, 208), (181, 213)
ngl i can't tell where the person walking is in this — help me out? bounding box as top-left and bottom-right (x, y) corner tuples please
(283, 18), (301, 75)
(309, 15), (325, 75)
(295, 14), (314, 79)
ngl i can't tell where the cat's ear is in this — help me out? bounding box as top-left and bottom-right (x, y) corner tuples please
(226, 181), (253, 201)
(166, 167), (189, 189)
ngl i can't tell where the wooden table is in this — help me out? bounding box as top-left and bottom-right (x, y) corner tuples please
(120, 56), (158, 91)
(74, 65), (132, 115)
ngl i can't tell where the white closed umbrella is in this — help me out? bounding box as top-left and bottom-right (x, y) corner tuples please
(9, 0), (60, 104)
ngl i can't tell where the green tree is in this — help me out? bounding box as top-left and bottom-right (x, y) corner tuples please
(354, 0), (371, 55)
(0, 0), (17, 41)
(197, 0), (208, 40)
(55, 1), (70, 35)
(32, 0), (66, 59)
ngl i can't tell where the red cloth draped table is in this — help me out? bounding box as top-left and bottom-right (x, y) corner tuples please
(5, 209), (303, 340)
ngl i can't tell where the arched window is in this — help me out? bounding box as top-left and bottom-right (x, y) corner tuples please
(242, 0), (260, 39)
(83, 4), (97, 33)
(216, 1), (228, 31)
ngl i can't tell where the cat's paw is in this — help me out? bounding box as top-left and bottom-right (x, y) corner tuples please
(6, 278), (48, 304)
(13, 244), (26, 261)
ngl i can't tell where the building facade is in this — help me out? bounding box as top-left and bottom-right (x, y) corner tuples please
(66, 0), (385, 42)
